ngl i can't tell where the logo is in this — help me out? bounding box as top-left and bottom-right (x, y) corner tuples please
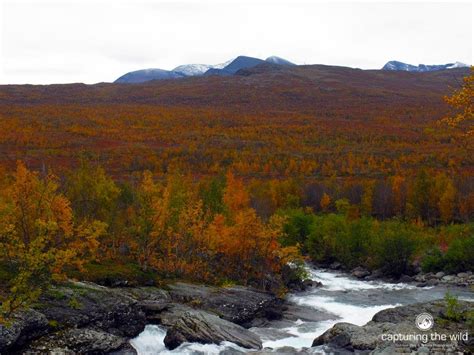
(415, 312), (434, 331)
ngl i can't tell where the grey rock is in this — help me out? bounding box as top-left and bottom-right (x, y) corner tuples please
(414, 274), (426, 282)
(0, 281), (147, 353)
(329, 262), (342, 270)
(399, 275), (414, 283)
(312, 300), (474, 353)
(25, 328), (132, 354)
(426, 279), (439, 286)
(0, 309), (49, 352)
(434, 271), (445, 279)
(163, 310), (262, 350)
(167, 282), (282, 326)
(352, 267), (371, 279)
(441, 275), (456, 282)
(457, 272), (469, 278)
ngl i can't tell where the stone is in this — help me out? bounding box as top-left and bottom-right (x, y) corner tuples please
(0, 309), (49, 352)
(167, 282), (283, 326)
(163, 310), (262, 350)
(351, 267), (370, 279)
(441, 275), (456, 282)
(25, 328), (132, 354)
(398, 275), (414, 283)
(312, 300), (473, 353)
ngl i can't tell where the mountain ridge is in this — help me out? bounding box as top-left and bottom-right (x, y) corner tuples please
(114, 57), (469, 83)
(382, 60), (468, 72)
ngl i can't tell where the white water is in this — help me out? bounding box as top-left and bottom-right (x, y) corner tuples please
(255, 269), (409, 350)
(130, 267), (471, 354)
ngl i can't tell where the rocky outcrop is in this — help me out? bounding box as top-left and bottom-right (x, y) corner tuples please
(0, 281), (147, 354)
(163, 310), (262, 350)
(1, 281), (285, 353)
(414, 271), (474, 287)
(24, 328), (134, 354)
(312, 300), (473, 353)
(167, 282), (283, 326)
(0, 309), (50, 351)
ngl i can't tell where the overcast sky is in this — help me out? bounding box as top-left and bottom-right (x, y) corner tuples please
(0, 0), (472, 84)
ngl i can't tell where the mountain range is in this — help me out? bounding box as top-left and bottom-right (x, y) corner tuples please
(114, 56), (295, 83)
(382, 60), (468, 72)
(114, 57), (468, 83)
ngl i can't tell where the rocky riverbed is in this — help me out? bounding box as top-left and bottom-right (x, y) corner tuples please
(1, 266), (472, 354)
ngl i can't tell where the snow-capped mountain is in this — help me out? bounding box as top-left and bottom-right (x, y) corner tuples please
(173, 59), (234, 77)
(382, 60), (468, 72)
(205, 56), (267, 76)
(265, 56), (295, 66)
(114, 55), (295, 83)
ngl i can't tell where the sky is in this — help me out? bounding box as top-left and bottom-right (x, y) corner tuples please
(0, 0), (472, 84)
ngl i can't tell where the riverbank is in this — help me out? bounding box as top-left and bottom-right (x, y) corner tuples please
(318, 261), (474, 288)
(0, 280), (286, 354)
(1, 267), (472, 354)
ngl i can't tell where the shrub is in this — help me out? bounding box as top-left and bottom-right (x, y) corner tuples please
(421, 232), (474, 274)
(444, 292), (462, 322)
(373, 221), (418, 277)
(421, 248), (445, 272)
(305, 214), (348, 264)
(280, 208), (315, 248)
(443, 235), (474, 273)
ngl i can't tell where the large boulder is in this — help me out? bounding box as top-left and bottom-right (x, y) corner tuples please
(351, 267), (371, 279)
(0, 309), (50, 351)
(163, 310), (262, 350)
(312, 300), (473, 353)
(167, 282), (283, 326)
(0, 281), (147, 353)
(36, 281), (146, 338)
(24, 328), (135, 354)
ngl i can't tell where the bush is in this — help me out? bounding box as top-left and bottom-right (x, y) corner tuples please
(422, 233), (474, 274)
(421, 248), (445, 272)
(373, 221), (419, 277)
(443, 235), (474, 273)
(444, 292), (462, 322)
(305, 214), (348, 264)
(280, 209), (315, 248)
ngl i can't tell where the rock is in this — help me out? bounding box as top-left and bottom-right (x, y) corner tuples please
(37, 281), (147, 338)
(457, 272), (469, 278)
(302, 279), (322, 289)
(329, 262), (342, 270)
(414, 274), (426, 282)
(434, 271), (445, 279)
(426, 279), (439, 286)
(312, 300), (474, 353)
(365, 269), (384, 281)
(351, 267), (370, 279)
(441, 275), (456, 282)
(0, 281), (147, 353)
(0, 309), (49, 352)
(398, 274), (414, 283)
(167, 282), (283, 326)
(312, 322), (386, 350)
(25, 328), (133, 354)
(163, 310), (262, 350)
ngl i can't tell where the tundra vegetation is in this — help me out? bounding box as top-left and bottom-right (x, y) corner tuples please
(0, 67), (472, 321)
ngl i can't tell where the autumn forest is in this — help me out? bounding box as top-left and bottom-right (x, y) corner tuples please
(0, 64), (473, 320)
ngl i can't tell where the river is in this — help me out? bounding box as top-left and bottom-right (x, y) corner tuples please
(130, 266), (474, 354)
